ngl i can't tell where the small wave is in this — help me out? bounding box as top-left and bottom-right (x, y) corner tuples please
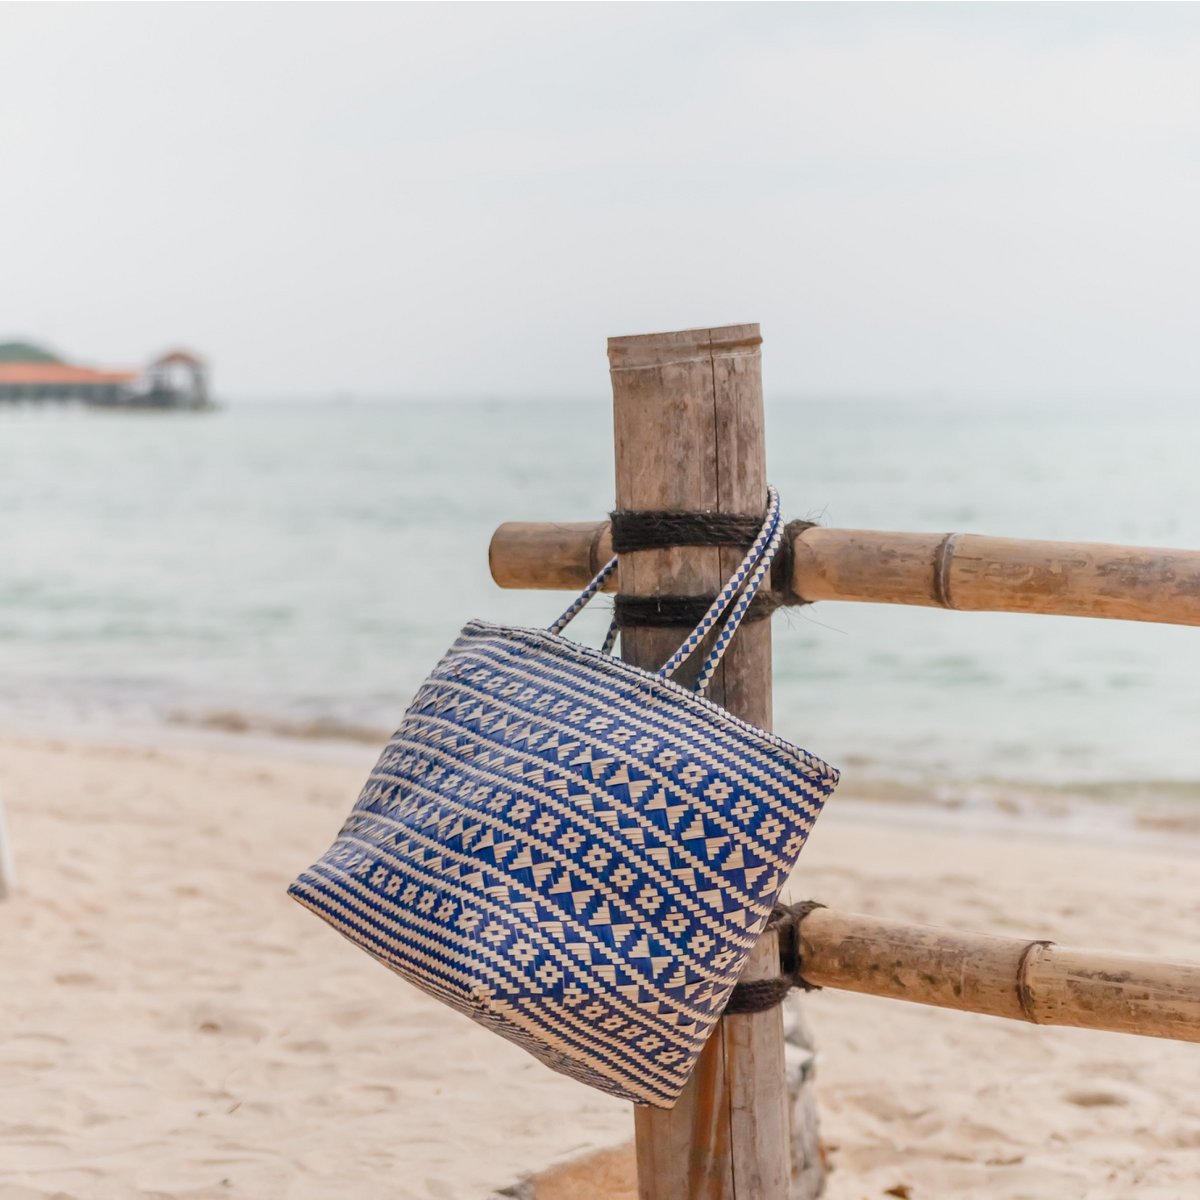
(167, 708), (391, 745)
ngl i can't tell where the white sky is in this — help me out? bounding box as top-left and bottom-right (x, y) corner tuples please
(1, 3), (1198, 400)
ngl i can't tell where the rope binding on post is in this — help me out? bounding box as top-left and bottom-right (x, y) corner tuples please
(609, 509), (817, 624)
(610, 509), (762, 553)
(614, 592), (779, 629)
(608, 502), (824, 1015)
(723, 900), (826, 1015)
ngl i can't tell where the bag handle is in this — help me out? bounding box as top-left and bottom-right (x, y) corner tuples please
(546, 556), (620, 643)
(548, 486), (782, 695)
(656, 485), (781, 691)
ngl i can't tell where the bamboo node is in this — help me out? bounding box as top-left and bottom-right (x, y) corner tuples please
(933, 532), (963, 609)
(1015, 939), (1054, 1023)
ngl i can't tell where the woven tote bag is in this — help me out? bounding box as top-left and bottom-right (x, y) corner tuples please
(289, 486), (838, 1107)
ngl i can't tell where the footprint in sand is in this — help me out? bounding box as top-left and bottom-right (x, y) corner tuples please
(53, 970), (99, 986)
(1064, 1088), (1129, 1108)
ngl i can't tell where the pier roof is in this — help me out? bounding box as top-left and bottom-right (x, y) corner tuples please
(0, 363), (136, 385)
(154, 348), (206, 368)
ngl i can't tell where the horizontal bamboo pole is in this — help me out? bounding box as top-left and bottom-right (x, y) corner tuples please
(797, 907), (1200, 1043)
(489, 521), (1200, 626)
(490, 521), (616, 594)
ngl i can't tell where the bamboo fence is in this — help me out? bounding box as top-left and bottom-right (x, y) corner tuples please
(488, 322), (1200, 1200)
(490, 522), (1200, 626)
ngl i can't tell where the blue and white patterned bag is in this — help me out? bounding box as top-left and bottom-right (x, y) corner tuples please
(289, 487), (838, 1107)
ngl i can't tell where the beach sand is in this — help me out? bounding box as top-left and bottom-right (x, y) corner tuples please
(2, 733), (1198, 1199)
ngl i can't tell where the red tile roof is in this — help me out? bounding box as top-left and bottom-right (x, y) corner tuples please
(0, 363), (137, 385)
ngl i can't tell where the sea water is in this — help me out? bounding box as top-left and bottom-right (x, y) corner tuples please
(2, 397), (1198, 812)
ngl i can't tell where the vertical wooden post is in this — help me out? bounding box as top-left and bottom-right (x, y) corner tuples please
(608, 325), (817, 1200)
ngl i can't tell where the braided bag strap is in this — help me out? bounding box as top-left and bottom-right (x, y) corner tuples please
(656, 485), (781, 692)
(546, 485), (782, 696)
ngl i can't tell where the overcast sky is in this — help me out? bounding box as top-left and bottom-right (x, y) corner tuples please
(2, 3), (1198, 400)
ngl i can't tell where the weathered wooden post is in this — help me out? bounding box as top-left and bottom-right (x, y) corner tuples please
(608, 325), (819, 1200)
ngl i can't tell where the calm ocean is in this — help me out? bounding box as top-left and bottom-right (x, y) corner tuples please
(3, 398), (1199, 811)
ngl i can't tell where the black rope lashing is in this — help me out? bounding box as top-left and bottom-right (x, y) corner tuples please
(614, 592), (779, 629)
(610, 510), (762, 554)
(610, 509), (817, 610)
(604, 513), (824, 1011)
(722, 900), (825, 1016)
(722, 976), (795, 1015)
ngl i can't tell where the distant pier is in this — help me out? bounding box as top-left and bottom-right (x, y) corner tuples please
(0, 342), (212, 409)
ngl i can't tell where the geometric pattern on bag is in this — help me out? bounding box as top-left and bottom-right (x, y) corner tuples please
(288, 486), (839, 1107)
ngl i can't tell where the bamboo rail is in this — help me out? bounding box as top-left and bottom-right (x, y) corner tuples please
(489, 522), (1200, 626)
(487, 321), (1200, 1196)
(797, 908), (1200, 1043)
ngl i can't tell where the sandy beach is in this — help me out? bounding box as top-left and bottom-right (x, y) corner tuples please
(2, 732), (1198, 1200)
(6, 2), (1199, 1196)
